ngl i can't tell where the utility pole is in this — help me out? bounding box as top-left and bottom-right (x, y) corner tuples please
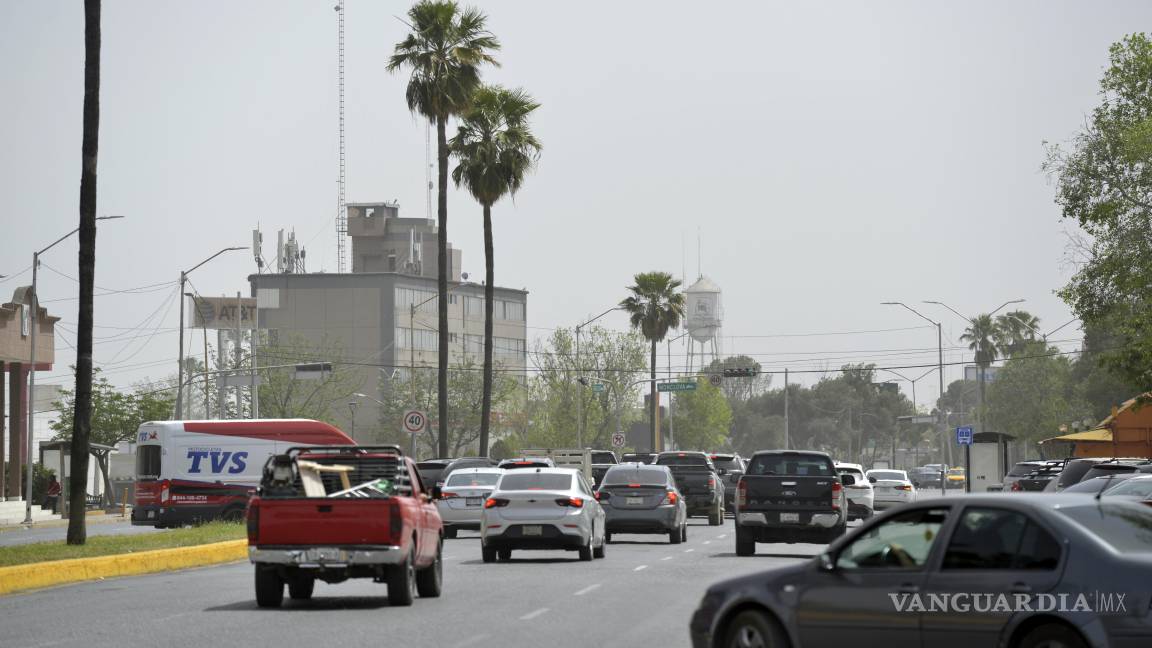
(235, 292), (243, 417)
(783, 368), (789, 450)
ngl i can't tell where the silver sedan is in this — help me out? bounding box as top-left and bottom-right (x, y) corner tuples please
(435, 467), (504, 538)
(866, 468), (917, 510)
(480, 468), (607, 562)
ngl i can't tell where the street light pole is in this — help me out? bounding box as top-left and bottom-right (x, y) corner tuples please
(348, 401), (358, 441)
(575, 306), (620, 449)
(23, 216), (124, 523)
(175, 247), (246, 419)
(882, 302), (949, 468)
(184, 293), (212, 418)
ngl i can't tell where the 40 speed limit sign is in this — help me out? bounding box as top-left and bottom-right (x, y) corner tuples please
(402, 410), (427, 435)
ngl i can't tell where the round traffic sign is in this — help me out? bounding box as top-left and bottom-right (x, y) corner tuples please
(611, 432), (626, 448)
(709, 374), (722, 387)
(403, 410), (427, 434)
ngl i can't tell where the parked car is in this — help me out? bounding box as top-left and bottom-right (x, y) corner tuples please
(1049, 457), (1148, 492)
(590, 450), (619, 488)
(655, 451), (725, 525)
(436, 467), (504, 538)
(597, 463), (687, 544)
(910, 465), (944, 489)
(480, 468), (606, 562)
(1013, 462), (1065, 492)
(710, 453), (746, 513)
(865, 468), (916, 510)
(1002, 460), (1061, 492)
(734, 450), (847, 553)
(1061, 473), (1139, 494)
(692, 494), (1152, 648)
(835, 462), (874, 520)
(1100, 473), (1152, 501)
(247, 445), (442, 608)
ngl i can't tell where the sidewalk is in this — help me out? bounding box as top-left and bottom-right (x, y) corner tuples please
(0, 510), (131, 531)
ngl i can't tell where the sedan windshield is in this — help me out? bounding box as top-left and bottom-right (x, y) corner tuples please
(498, 473), (572, 491)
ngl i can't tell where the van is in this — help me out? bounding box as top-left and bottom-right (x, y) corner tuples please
(131, 419), (354, 527)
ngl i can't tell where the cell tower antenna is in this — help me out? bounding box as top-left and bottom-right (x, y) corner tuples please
(425, 122), (432, 220)
(335, 1), (348, 273)
(697, 227), (702, 279)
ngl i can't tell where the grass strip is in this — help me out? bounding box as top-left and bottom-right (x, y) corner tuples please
(0, 522), (245, 567)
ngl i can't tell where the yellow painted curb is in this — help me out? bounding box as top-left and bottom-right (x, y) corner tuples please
(0, 539), (248, 596)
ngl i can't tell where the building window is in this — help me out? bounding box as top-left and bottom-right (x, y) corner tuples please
(395, 326), (438, 351)
(21, 305), (30, 337)
(498, 300), (525, 321)
(396, 287), (437, 313)
(449, 333), (458, 343)
(449, 294), (458, 305)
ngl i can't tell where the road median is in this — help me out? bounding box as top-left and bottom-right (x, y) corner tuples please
(0, 538), (247, 596)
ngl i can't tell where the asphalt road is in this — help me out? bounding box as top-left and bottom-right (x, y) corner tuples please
(0, 516), (829, 648)
(0, 519), (164, 548)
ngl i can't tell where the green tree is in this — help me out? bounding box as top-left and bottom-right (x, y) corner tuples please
(388, 0), (500, 458)
(449, 85), (541, 457)
(1070, 319), (1141, 421)
(52, 370), (174, 507)
(668, 377), (731, 451)
(986, 342), (1091, 446)
(620, 272), (685, 451)
(256, 334), (362, 427)
(960, 313), (1001, 432)
(994, 310), (1040, 358)
(1048, 34), (1152, 394)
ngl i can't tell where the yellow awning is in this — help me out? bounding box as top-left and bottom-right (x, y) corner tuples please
(1040, 429), (1113, 444)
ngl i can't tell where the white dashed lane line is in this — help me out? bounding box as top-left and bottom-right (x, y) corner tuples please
(684, 548), (695, 553)
(574, 584), (601, 596)
(716, 534), (727, 539)
(633, 565), (648, 572)
(702, 540), (711, 545)
(520, 608), (550, 621)
(660, 556), (673, 561)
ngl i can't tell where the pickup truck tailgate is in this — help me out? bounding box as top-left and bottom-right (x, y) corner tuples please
(742, 476), (833, 509)
(255, 498), (397, 546)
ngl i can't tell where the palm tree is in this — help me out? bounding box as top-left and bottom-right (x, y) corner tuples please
(388, 1), (499, 459)
(994, 310), (1040, 357)
(960, 313), (1000, 434)
(449, 85), (541, 457)
(69, 0), (101, 545)
(620, 272), (685, 452)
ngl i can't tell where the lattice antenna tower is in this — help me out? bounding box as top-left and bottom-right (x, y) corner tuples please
(334, 1), (348, 273)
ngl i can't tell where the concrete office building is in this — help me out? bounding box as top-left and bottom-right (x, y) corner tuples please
(251, 201), (527, 444)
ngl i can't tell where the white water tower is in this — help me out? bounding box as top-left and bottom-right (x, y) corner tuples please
(685, 276), (722, 372)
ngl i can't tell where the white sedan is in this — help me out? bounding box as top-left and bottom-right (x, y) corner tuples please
(435, 467), (504, 538)
(866, 468), (917, 510)
(480, 468), (606, 562)
(835, 462), (875, 521)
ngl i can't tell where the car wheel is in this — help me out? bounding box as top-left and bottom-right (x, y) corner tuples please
(709, 508), (723, 526)
(287, 573), (314, 600)
(415, 539), (443, 598)
(1016, 623), (1088, 648)
(723, 610), (787, 648)
(387, 547), (417, 607)
(681, 524), (688, 542)
(481, 545), (496, 564)
(735, 526), (755, 557)
(593, 537), (606, 559)
(604, 532), (613, 544)
(498, 548), (512, 562)
(255, 566), (283, 608)
(669, 525), (682, 544)
(443, 527), (458, 540)
(578, 537), (593, 562)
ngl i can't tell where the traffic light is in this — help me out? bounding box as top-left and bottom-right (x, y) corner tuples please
(722, 367), (759, 378)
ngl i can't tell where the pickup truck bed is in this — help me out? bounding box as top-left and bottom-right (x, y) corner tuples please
(734, 450), (847, 554)
(247, 446), (443, 608)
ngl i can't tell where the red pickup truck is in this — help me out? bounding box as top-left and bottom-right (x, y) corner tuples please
(246, 445), (443, 608)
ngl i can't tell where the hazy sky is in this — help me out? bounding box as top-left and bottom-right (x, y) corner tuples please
(2, 0), (1148, 411)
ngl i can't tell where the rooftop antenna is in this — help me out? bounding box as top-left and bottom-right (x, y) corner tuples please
(334, 1), (348, 273)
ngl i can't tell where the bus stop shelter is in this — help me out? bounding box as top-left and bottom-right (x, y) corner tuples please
(38, 440), (115, 517)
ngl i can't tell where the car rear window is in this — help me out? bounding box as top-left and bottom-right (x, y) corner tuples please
(591, 452), (618, 464)
(1008, 463), (1042, 477)
(446, 472), (501, 487)
(747, 454), (833, 476)
(1103, 478), (1152, 498)
(498, 473), (572, 491)
(602, 468), (668, 486)
(838, 467), (865, 478)
(869, 471), (905, 481)
(657, 454), (710, 467)
(711, 457), (742, 471)
(1057, 503), (1152, 552)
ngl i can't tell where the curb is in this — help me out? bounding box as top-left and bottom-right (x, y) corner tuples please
(0, 539), (248, 596)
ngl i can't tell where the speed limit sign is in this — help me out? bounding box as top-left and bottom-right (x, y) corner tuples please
(402, 410), (427, 435)
(709, 374), (722, 387)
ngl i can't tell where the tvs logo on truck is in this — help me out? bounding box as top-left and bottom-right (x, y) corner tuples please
(138, 430), (158, 443)
(186, 449), (249, 474)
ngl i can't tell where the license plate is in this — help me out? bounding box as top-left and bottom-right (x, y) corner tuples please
(465, 497), (483, 507)
(303, 548), (346, 562)
(780, 512), (800, 523)
(522, 525), (543, 536)
(627, 497), (645, 505)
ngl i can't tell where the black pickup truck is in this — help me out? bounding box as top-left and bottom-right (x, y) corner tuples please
(590, 450), (619, 488)
(734, 450), (848, 555)
(655, 451), (724, 526)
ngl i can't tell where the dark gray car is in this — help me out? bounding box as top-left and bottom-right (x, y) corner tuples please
(597, 463), (687, 544)
(691, 494), (1152, 648)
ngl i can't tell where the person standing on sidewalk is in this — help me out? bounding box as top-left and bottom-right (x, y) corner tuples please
(44, 476), (62, 514)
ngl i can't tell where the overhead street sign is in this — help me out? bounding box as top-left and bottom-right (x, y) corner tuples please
(956, 426), (974, 445)
(403, 410), (427, 435)
(611, 432), (626, 448)
(591, 383), (606, 394)
(657, 381), (697, 393)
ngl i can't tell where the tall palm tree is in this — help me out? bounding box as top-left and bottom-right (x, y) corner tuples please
(69, 0), (101, 545)
(994, 310), (1040, 357)
(388, 1), (499, 459)
(960, 313), (1000, 434)
(620, 272), (684, 452)
(449, 85), (541, 457)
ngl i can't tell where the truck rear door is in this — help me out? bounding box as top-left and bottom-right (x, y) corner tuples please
(257, 498), (398, 546)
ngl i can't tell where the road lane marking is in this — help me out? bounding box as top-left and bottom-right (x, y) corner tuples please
(661, 556), (673, 561)
(520, 608), (550, 621)
(716, 534), (727, 539)
(574, 584), (601, 596)
(703, 540), (711, 545)
(634, 565), (648, 571)
(684, 548), (695, 553)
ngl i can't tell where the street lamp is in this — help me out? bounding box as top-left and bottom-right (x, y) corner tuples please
(348, 401), (359, 441)
(184, 293), (212, 418)
(175, 247), (246, 418)
(575, 306), (621, 449)
(23, 215), (125, 524)
(878, 367), (937, 412)
(881, 301), (949, 467)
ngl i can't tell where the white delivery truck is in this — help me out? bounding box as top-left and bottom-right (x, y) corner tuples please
(131, 419), (354, 527)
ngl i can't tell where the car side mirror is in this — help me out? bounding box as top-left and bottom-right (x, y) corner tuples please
(840, 474), (856, 486)
(868, 476), (877, 484)
(818, 553), (836, 572)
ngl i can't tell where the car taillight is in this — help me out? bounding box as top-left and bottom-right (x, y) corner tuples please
(159, 479), (171, 505)
(831, 481), (842, 510)
(737, 480), (747, 508)
(390, 501), (402, 536)
(440, 491), (458, 499)
(484, 497), (509, 509)
(708, 476), (716, 489)
(556, 497), (584, 508)
(628, 483), (642, 488)
(246, 500), (259, 542)
(663, 491), (678, 505)
(1011, 481), (1022, 492)
(897, 484), (912, 491)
